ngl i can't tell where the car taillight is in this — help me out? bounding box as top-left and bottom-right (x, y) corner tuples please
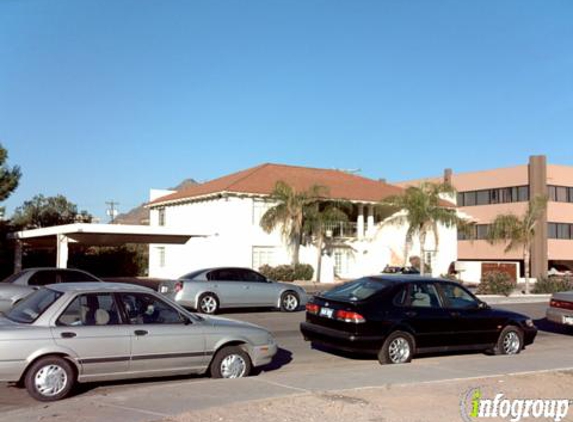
(550, 299), (573, 311)
(335, 310), (365, 323)
(174, 282), (183, 293)
(306, 303), (320, 314)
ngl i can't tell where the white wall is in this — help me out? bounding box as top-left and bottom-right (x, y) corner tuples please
(148, 194), (459, 282)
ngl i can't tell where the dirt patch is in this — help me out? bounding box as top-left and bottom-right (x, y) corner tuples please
(171, 371), (573, 422)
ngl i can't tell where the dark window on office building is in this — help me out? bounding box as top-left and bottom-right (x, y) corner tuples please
(548, 185), (573, 203)
(548, 223), (573, 240)
(457, 186), (529, 207)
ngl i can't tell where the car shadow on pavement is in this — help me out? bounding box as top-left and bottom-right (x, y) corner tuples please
(255, 347), (293, 374)
(310, 343), (374, 361)
(533, 317), (572, 336)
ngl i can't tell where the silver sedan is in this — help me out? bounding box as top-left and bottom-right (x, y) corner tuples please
(546, 290), (573, 327)
(158, 267), (308, 314)
(0, 268), (102, 313)
(0, 283), (277, 401)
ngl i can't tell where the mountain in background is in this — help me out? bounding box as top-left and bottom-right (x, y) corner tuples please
(113, 178), (198, 225)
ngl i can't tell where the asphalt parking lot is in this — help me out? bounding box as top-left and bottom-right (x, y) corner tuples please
(1, 301), (572, 422)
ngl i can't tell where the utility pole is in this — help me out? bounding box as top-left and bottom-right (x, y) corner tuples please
(106, 200), (119, 223)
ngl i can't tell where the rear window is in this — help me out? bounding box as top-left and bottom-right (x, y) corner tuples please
(1, 271), (28, 284)
(322, 277), (393, 302)
(179, 270), (205, 280)
(6, 288), (63, 324)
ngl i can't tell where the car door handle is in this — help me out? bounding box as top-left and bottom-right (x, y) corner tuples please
(134, 330), (148, 336)
(450, 311), (461, 317)
(405, 311), (417, 317)
(61, 332), (76, 338)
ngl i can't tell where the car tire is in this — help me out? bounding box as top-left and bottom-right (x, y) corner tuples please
(378, 331), (415, 365)
(280, 291), (300, 312)
(494, 325), (523, 355)
(210, 346), (252, 379)
(197, 293), (219, 314)
(24, 356), (75, 402)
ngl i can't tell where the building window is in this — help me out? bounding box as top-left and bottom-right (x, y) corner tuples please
(476, 225), (489, 240)
(333, 248), (352, 276)
(517, 186), (529, 202)
(158, 208), (166, 226)
(457, 186), (529, 207)
(157, 247), (166, 267)
(253, 200), (270, 226)
(558, 223), (571, 239)
(252, 246), (276, 269)
(548, 222), (573, 240)
(476, 191), (490, 206)
(548, 185), (573, 203)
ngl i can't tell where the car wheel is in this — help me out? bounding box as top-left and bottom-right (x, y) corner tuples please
(495, 326), (523, 355)
(25, 356), (75, 402)
(378, 331), (415, 365)
(210, 346), (252, 379)
(198, 293), (219, 314)
(280, 291), (300, 312)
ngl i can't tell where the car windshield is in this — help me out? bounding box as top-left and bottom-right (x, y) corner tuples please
(322, 277), (393, 301)
(6, 288), (63, 324)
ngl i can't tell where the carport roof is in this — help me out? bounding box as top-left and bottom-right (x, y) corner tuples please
(11, 223), (207, 247)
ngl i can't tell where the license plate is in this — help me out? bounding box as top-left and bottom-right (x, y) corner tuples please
(160, 286), (169, 293)
(319, 307), (334, 318)
(563, 316), (573, 325)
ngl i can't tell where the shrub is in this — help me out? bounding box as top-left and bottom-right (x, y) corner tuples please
(259, 264), (314, 282)
(476, 271), (515, 297)
(532, 276), (573, 294)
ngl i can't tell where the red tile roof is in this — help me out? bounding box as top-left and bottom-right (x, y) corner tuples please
(149, 163), (406, 207)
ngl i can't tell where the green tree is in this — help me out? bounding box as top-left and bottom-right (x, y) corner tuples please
(303, 200), (350, 281)
(487, 195), (548, 294)
(12, 194), (92, 229)
(381, 182), (465, 275)
(260, 181), (327, 265)
(0, 143), (21, 216)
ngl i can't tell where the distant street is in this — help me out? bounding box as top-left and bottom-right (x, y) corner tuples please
(2, 301), (573, 422)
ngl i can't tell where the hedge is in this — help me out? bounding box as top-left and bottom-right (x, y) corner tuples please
(259, 264), (314, 282)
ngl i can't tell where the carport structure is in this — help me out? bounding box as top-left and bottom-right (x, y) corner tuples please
(10, 223), (208, 272)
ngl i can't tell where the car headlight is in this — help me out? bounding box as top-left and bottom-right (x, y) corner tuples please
(525, 319), (534, 328)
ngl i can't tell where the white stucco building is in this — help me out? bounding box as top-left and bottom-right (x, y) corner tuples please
(147, 163), (458, 282)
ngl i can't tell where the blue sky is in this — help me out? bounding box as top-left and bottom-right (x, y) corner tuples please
(1, 0), (572, 221)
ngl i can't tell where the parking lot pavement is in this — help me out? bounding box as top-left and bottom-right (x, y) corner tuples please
(1, 302), (572, 422)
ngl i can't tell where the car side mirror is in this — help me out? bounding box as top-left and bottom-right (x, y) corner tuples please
(266, 278), (275, 283)
(478, 301), (489, 310)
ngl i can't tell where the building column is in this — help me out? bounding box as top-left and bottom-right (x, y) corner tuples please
(14, 240), (23, 273)
(357, 204), (365, 239)
(366, 205), (375, 237)
(529, 155), (548, 279)
(56, 234), (69, 269)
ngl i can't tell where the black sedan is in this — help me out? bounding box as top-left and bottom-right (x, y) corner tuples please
(300, 275), (537, 364)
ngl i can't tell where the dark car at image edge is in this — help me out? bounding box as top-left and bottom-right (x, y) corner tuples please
(300, 275), (537, 364)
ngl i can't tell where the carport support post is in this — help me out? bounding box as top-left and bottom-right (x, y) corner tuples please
(14, 240), (23, 273)
(56, 234), (69, 269)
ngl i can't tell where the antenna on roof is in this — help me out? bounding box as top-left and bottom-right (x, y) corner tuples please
(334, 168), (361, 174)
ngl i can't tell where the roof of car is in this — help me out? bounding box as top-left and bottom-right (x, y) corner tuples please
(368, 274), (455, 284)
(48, 282), (152, 293)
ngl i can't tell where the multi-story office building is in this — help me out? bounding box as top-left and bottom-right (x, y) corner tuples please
(398, 155), (573, 282)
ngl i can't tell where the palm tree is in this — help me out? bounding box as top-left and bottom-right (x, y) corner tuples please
(303, 201), (350, 281)
(487, 195), (548, 294)
(380, 182), (464, 276)
(260, 181), (327, 265)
